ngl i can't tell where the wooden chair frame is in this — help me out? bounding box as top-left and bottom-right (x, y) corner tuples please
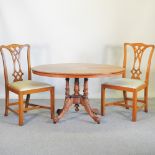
(101, 43), (154, 121)
(0, 44), (55, 126)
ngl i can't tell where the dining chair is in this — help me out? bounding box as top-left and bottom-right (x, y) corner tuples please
(0, 44), (55, 126)
(101, 43), (154, 121)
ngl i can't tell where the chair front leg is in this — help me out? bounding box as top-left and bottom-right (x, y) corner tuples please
(50, 87), (55, 120)
(4, 89), (9, 116)
(132, 91), (137, 122)
(18, 93), (24, 126)
(101, 86), (106, 116)
(123, 91), (129, 109)
(144, 87), (148, 113)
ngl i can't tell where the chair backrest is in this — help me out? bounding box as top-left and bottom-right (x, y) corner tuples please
(0, 44), (31, 87)
(123, 43), (154, 84)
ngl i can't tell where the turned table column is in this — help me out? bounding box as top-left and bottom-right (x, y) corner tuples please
(54, 78), (100, 124)
(73, 78), (80, 111)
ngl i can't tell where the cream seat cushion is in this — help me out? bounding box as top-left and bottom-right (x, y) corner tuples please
(104, 78), (145, 89)
(9, 80), (52, 91)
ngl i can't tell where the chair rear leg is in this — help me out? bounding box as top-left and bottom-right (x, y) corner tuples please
(144, 87), (148, 112)
(4, 90), (9, 116)
(25, 94), (30, 112)
(101, 86), (106, 116)
(132, 91), (137, 122)
(18, 94), (24, 126)
(123, 91), (129, 109)
(50, 87), (55, 120)
(144, 87), (148, 113)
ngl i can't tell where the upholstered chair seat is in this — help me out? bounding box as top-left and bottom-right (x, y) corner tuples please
(9, 80), (52, 91)
(104, 78), (145, 89)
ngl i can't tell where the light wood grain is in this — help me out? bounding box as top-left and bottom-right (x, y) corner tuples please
(32, 63), (124, 78)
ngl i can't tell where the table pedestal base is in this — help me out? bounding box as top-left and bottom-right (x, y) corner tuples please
(53, 78), (100, 124)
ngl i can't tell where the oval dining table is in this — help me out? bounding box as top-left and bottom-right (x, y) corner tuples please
(32, 63), (124, 124)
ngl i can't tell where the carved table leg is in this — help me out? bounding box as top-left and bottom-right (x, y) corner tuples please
(56, 78), (70, 115)
(54, 78), (73, 123)
(54, 97), (73, 123)
(81, 78), (100, 124)
(91, 108), (100, 115)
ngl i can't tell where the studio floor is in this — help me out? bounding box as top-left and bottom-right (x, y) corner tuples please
(0, 99), (155, 155)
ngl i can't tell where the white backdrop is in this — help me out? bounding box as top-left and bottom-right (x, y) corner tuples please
(0, 0), (155, 99)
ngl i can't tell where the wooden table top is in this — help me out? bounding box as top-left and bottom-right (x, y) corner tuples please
(32, 63), (124, 78)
